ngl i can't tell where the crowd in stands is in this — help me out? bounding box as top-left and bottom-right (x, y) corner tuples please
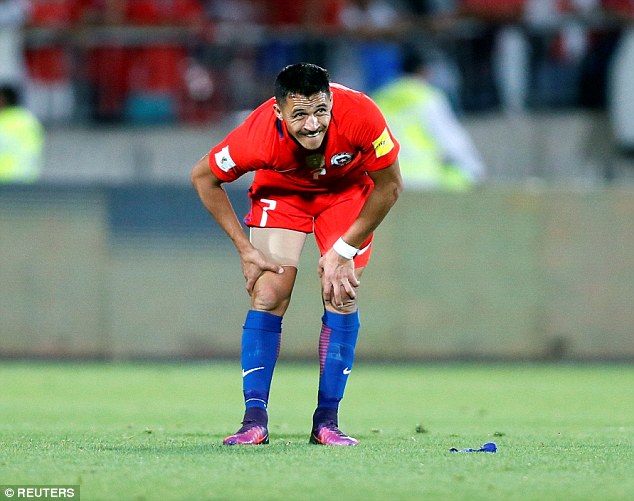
(2, 0), (634, 125)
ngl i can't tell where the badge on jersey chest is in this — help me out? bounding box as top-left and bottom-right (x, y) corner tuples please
(331, 152), (353, 167)
(305, 151), (354, 179)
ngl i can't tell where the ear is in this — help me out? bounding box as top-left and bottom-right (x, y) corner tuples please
(273, 102), (283, 120)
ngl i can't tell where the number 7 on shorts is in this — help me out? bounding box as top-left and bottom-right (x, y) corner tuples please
(259, 199), (277, 227)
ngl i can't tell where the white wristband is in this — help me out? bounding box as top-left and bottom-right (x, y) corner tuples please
(333, 237), (358, 260)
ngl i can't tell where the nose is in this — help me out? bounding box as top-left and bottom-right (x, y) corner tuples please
(304, 114), (319, 131)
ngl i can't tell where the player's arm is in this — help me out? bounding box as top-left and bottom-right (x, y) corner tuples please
(343, 159), (403, 247)
(191, 154), (284, 294)
(320, 159), (403, 308)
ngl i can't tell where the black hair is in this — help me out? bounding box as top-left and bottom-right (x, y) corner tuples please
(401, 45), (430, 75)
(274, 63), (331, 102)
(0, 85), (20, 106)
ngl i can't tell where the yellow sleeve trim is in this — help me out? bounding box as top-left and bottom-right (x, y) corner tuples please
(372, 127), (395, 158)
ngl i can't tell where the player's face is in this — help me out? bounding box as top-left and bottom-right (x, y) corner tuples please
(274, 92), (332, 150)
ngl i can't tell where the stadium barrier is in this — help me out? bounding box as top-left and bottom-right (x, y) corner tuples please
(1, 184), (633, 361)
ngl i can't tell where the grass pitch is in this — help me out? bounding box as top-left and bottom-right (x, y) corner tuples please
(0, 362), (632, 500)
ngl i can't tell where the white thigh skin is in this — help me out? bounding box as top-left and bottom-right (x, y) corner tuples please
(250, 227), (364, 315)
(250, 227), (307, 268)
(249, 228), (307, 315)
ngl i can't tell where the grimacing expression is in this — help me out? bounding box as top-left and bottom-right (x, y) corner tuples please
(274, 92), (333, 150)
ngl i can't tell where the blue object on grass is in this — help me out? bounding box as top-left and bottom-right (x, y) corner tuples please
(450, 442), (497, 453)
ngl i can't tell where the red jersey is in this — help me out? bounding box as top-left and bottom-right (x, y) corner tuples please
(208, 83), (399, 195)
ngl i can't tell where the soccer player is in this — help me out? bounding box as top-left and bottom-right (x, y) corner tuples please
(191, 63), (402, 446)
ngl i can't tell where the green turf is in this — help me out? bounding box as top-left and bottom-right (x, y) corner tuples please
(0, 362), (632, 500)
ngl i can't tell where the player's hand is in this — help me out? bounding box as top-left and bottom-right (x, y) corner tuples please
(240, 247), (284, 295)
(318, 248), (360, 309)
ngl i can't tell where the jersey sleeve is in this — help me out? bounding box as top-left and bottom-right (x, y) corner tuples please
(207, 106), (270, 182)
(345, 91), (400, 172)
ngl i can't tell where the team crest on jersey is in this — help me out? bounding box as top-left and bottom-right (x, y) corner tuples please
(214, 145), (236, 172)
(330, 152), (353, 167)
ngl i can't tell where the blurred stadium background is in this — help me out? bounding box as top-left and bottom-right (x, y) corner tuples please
(1, 0), (634, 361)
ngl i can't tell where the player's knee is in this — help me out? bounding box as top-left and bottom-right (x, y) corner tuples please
(327, 296), (358, 315)
(251, 283), (291, 313)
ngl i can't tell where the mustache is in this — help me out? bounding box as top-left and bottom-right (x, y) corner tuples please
(301, 128), (325, 135)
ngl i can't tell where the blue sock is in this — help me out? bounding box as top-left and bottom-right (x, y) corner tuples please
(241, 310), (282, 411)
(316, 310), (360, 420)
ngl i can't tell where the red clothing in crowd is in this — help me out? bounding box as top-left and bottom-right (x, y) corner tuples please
(263, 0), (342, 27)
(85, 0), (207, 121)
(26, 0), (89, 84)
(603, 0), (634, 15)
(124, 0), (204, 24)
(459, 0), (526, 20)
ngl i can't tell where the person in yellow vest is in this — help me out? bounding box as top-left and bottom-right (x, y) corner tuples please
(373, 47), (486, 190)
(0, 85), (45, 183)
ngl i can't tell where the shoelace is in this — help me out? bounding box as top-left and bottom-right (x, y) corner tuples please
(319, 422), (346, 436)
(236, 420), (265, 434)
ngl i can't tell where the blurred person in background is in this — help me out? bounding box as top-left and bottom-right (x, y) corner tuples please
(373, 46), (486, 189)
(398, 0), (466, 113)
(522, 0), (599, 109)
(331, 0), (406, 94)
(81, 0), (131, 122)
(457, 0), (599, 112)
(603, 0), (634, 156)
(0, 84), (45, 183)
(84, 0), (207, 123)
(202, 0), (268, 110)
(191, 62), (402, 446)
(256, 0), (342, 99)
(120, 0), (206, 123)
(457, 0), (528, 112)
(24, 0), (89, 124)
(0, 0), (28, 91)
